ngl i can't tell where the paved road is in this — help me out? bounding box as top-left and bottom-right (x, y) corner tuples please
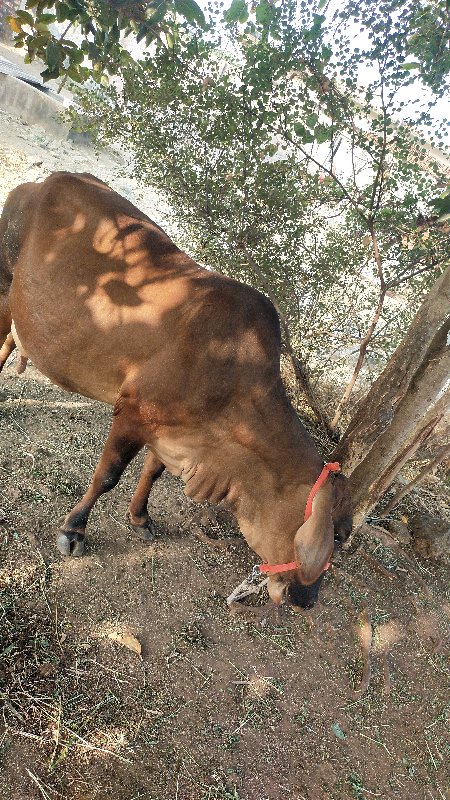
(0, 42), (69, 102)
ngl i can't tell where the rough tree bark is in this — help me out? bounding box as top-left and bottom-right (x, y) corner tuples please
(350, 384), (450, 527)
(333, 264), (450, 474)
(330, 264), (450, 527)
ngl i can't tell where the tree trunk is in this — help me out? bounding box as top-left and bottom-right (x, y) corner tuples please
(350, 370), (450, 528)
(333, 264), (450, 474)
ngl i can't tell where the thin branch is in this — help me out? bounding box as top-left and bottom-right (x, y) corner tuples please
(380, 441), (450, 517)
(331, 221), (387, 430)
(241, 247), (333, 436)
(280, 127), (368, 222)
(60, 21), (74, 40)
(368, 75), (388, 217)
(387, 260), (441, 289)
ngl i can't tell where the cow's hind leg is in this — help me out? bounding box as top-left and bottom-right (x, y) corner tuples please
(127, 449), (165, 540)
(57, 409), (146, 557)
(0, 293), (13, 373)
(0, 332), (16, 373)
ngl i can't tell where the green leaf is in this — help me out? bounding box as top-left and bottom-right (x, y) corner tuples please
(314, 123), (331, 143)
(70, 48), (85, 65)
(306, 112), (319, 129)
(430, 188), (450, 221)
(15, 9), (35, 26)
(38, 13), (57, 24)
(46, 39), (61, 70)
(400, 62), (421, 70)
(174, 0), (206, 27)
(66, 65), (83, 83)
(40, 66), (60, 81)
(165, 30), (175, 48)
(224, 0), (247, 24)
(255, 0), (274, 26)
(55, 3), (72, 22)
(332, 723), (346, 740)
(294, 122), (315, 143)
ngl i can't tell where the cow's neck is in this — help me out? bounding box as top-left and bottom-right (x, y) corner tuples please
(180, 384), (324, 563)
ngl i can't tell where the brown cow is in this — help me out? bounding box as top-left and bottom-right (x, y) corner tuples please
(0, 172), (352, 609)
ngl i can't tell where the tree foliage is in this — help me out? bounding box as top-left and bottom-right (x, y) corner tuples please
(73, 0), (449, 429)
(8, 0), (206, 83)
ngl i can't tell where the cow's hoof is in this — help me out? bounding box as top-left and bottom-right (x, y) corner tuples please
(126, 513), (157, 541)
(57, 530), (85, 557)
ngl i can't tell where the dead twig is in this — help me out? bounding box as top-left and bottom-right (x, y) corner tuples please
(25, 770), (52, 800)
(357, 547), (396, 581)
(354, 607), (373, 695)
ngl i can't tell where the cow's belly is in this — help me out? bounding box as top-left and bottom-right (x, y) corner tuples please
(9, 306), (141, 404)
(9, 268), (170, 405)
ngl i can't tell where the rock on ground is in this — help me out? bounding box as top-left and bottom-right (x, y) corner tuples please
(409, 512), (450, 561)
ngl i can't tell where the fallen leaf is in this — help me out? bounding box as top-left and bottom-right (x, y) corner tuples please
(331, 722), (346, 740)
(108, 631), (142, 657)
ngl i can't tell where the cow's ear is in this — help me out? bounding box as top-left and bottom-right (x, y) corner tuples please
(294, 483), (334, 585)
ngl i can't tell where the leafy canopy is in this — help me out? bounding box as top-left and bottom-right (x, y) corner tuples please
(8, 0), (206, 83)
(72, 0), (449, 399)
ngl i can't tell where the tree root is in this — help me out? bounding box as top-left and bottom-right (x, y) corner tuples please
(357, 546), (397, 581)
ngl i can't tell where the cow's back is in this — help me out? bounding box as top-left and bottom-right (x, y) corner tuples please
(4, 173), (281, 410)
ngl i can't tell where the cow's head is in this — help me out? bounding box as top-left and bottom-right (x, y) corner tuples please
(267, 472), (352, 610)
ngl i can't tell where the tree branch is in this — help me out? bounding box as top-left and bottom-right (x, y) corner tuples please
(380, 440), (450, 517)
(331, 220), (386, 430)
(241, 247), (333, 437)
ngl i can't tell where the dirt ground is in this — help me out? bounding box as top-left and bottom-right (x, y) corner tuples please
(0, 111), (449, 800)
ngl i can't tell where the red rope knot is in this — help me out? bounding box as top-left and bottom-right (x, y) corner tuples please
(303, 461), (341, 523)
(258, 461), (341, 575)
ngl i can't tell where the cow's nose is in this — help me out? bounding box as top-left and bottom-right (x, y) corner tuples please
(287, 575), (322, 609)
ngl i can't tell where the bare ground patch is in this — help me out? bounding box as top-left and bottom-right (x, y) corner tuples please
(0, 362), (449, 800)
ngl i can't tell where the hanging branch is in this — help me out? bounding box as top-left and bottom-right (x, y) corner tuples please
(330, 220), (387, 431)
(380, 440), (450, 517)
(241, 247), (334, 437)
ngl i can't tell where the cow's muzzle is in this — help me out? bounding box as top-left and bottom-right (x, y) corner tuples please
(286, 573), (324, 610)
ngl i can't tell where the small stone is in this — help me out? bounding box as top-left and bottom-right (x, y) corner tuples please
(387, 519), (411, 545)
(38, 662), (56, 678)
(409, 513), (450, 562)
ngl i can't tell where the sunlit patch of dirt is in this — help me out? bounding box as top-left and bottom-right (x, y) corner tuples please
(1, 361), (449, 800)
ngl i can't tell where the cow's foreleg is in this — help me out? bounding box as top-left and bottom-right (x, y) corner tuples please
(127, 449), (165, 540)
(57, 412), (145, 556)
